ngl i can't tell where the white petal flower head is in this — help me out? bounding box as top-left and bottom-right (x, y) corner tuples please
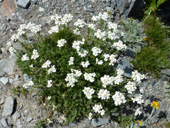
(131, 70), (146, 83)
(84, 72), (96, 82)
(98, 89), (110, 100)
(135, 108), (142, 116)
(131, 94), (144, 104)
(57, 39), (67, 47)
(9, 47), (15, 54)
(74, 19), (86, 28)
(29, 64), (33, 68)
(69, 57), (74, 65)
(114, 75), (123, 85)
(11, 34), (19, 42)
(21, 54), (29, 61)
(91, 15), (100, 21)
(78, 49), (88, 57)
(92, 47), (102, 56)
(93, 104), (103, 113)
(31, 49), (39, 60)
(103, 54), (110, 61)
(112, 40), (127, 50)
(73, 28), (81, 35)
(87, 23), (96, 30)
(96, 58), (103, 65)
(47, 80), (52, 88)
(7, 42), (12, 47)
(42, 60), (51, 68)
(81, 61), (90, 68)
(47, 96), (51, 100)
(108, 22), (118, 30)
(48, 25), (59, 34)
(99, 109), (105, 116)
(101, 75), (114, 88)
(99, 12), (108, 21)
(88, 113), (93, 120)
(94, 29), (106, 40)
(117, 68), (124, 76)
(112, 91), (126, 106)
(83, 87), (95, 99)
(71, 69), (82, 77)
(48, 65), (56, 74)
(124, 81), (136, 94)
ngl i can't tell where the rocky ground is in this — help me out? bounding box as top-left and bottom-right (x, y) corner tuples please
(0, 0), (170, 128)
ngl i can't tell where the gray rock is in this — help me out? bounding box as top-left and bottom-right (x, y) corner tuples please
(69, 122), (77, 127)
(26, 117), (33, 122)
(0, 118), (8, 127)
(92, 118), (109, 127)
(2, 96), (14, 117)
(144, 99), (150, 106)
(12, 112), (21, 122)
(0, 77), (8, 85)
(0, 71), (5, 77)
(23, 74), (30, 82)
(125, 47), (135, 58)
(161, 69), (170, 76)
(117, 58), (132, 78)
(17, 0), (31, 9)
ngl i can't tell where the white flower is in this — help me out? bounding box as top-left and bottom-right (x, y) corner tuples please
(60, 14), (73, 25)
(57, 39), (67, 47)
(47, 119), (53, 123)
(131, 94), (144, 104)
(88, 113), (93, 120)
(74, 19), (86, 28)
(96, 58), (103, 65)
(29, 64), (33, 68)
(48, 65), (56, 74)
(114, 75), (123, 85)
(112, 91), (126, 106)
(100, 75), (114, 88)
(135, 108), (142, 116)
(93, 104), (103, 113)
(98, 89), (110, 100)
(124, 81), (136, 94)
(99, 109), (105, 116)
(51, 14), (61, 21)
(47, 80), (52, 88)
(109, 54), (117, 66)
(108, 22), (118, 30)
(117, 68), (124, 76)
(23, 80), (34, 89)
(91, 15), (100, 21)
(9, 47), (15, 54)
(77, 49), (88, 57)
(81, 61), (90, 68)
(21, 54), (29, 61)
(47, 96), (51, 100)
(84, 72), (96, 82)
(17, 28), (25, 36)
(69, 57), (74, 65)
(42, 60), (51, 68)
(72, 39), (85, 51)
(94, 29), (105, 39)
(48, 25), (59, 34)
(107, 31), (119, 40)
(71, 69), (82, 77)
(112, 40), (127, 50)
(31, 49), (39, 60)
(87, 23), (95, 30)
(103, 54), (110, 61)
(11, 34), (19, 42)
(83, 87), (95, 99)
(99, 12), (108, 21)
(73, 28), (81, 35)
(92, 47), (102, 56)
(7, 42), (12, 47)
(131, 70), (146, 83)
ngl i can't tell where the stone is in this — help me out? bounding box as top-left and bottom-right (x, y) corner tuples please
(161, 69), (170, 76)
(0, 71), (5, 77)
(69, 122), (77, 127)
(0, 118), (8, 127)
(23, 74), (30, 82)
(12, 111), (21, 122)
(92, 118), (109, 127)
(26, 117), (33, 122)
(17, 0), (31, 9)
(0, 77), (8, 85)
(117, 58), (132, 78)
(2, 96), (14, 117)
(125, 47), (135, 58)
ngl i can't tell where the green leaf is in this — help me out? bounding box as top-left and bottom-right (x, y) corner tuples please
(157, 0), (167, 8)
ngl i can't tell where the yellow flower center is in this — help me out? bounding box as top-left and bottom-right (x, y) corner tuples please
(151, 101), (159, 109)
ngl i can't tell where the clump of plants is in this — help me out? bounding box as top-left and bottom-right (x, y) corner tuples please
(133, 15), (170, 77)
(121, 18), (146, 46)
(8, 12), (146, 124)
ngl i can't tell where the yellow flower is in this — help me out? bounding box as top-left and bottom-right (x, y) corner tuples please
(120, 20), (123, 24)
(130, 17), (133, 21)
(151, 101), (159, 109)
(137, 120), (142, 126)
(143, 38), (147, 41)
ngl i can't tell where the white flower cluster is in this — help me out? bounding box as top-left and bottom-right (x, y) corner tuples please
(57, 39), (67, 47)
(21, 54), (29, 61)
(48, 25), (59, 34)
(98, 89), (110, 100)
(131, 70), (146, 83)
(48, 65), (56, 74)
(73, 28), (81, 35)
(96, 58), (103, 65)
(88, 113), (93, 120)
(107, 31), (119, 40)
(42, 60), (51, 68)
(131, 94), (144, 104)
(94, 29), (106, 40)
(124, 81), (136, 94)
(112, 40), (127, 51)
(11, 34), (19, 42)
(31, 49), (39, 60)
(114, 68), (124, 85)
(65, 69), (82, 87)
(74, 19), (86, 28)
(91, 47), (102, 56)
(100, 75), (114, 88)
(103, 54), (110, 61)
(72, 38), (85, 51)
(81, 61), (90, 68)
(84, 72), (96, 82)
(135, 108), (142, 116)
(77, 49), (88, 57)
(68, 57), (74, 65)
(93, 104), (105, 116)
(82, 87), (95, 99)
(108, 22), (118, 30)
(112, 91), (126, 106)
(98, 12), (109, 21)
(87, 23), (96, 30)
(109, 54), (117, 66)
(60, 14), (73, 25)
(23, 80), (34, 89)
(47, 80), (52, 87)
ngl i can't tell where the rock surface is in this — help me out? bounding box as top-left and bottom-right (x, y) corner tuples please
(2, 96), (14, 117)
